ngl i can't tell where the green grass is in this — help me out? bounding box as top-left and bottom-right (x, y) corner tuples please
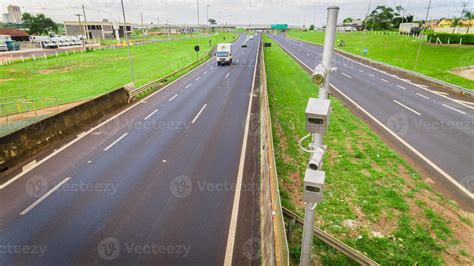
(0, 32), (236, 109)
(263, 35), (473, 265)
(287, 30), (474, 90)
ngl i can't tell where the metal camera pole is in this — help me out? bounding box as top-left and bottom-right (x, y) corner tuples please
(300, 6), (339, 266)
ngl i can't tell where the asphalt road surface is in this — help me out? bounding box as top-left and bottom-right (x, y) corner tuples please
(0, 34), (261, 264)
(269, 34), (473, 203)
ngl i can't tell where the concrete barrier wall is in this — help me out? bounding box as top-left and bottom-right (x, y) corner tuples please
(259, 40), (289, 265)
(0, 87), (129, 174)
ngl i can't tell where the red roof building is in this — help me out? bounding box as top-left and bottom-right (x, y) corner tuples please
(0, 28), (29, 41)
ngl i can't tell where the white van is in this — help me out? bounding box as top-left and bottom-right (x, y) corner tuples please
(216, 43), (232, 66)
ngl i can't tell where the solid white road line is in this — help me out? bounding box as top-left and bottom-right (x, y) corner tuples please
(273, 36), (474, 200)
(191, 104), (207, 124)
(416, 93), (430, 100)
(396, 85), (406, 90)
(168, 94), (178, 102)
(0, 56), (218, 190)
(225, 72), (230, 79)
(224, 36), (259, 266)
(103, 133), (128, 151)
(393, 100), (422, 116)
(381, 78), (389, 83)
(185, 84), (192, 89)
(442, 104), (466, 115)
(341, 72), (352, 79)
(20, 177), (71, 215)
(144, 109), (158, 120)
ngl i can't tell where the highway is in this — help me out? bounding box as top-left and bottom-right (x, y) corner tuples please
(269, 34), (474, 203)
(0, 34), (261, 264)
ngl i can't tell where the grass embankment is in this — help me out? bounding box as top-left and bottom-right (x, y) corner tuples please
(287, 30), (474, 90)
(263, 35), (473, 265)
(0, 32), (236, 106)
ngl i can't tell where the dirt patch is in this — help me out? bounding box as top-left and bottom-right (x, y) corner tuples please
(38, 65), (81, 75)
(0, 78), (14, 84)
(397, 164), (474, 264)
(452, 67), (474, 81)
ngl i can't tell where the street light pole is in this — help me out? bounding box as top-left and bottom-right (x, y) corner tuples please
(206, 4), (210, 25)
(75, 13), (85, 48)
(414, 0), (432, 71)
(82, 5), (89, 45)
(120, 0), (135, 84)
(300, 7), (339, 266)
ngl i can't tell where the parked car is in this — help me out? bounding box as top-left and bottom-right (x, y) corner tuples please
(41, 40), (59, 49)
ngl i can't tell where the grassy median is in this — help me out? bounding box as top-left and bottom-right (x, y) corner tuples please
(287, 30), (474, 90)
(0, 32), (236, 105)
(263, 35), (473, 265)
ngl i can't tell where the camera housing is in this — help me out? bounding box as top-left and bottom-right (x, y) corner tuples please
(305, 98), (331, 134)
(312, 64), (327, 85)
(303, 169), (325, 203)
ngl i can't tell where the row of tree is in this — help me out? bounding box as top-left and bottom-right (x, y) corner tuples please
(342, 5), (473, 31)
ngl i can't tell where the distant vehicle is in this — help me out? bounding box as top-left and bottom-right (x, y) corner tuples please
(241, 42), (248, 48)
(249, 36), (254, 40)
(5, 40), (20, 51)
(399, 23), (420, 34)
(0, 35), (10, 51)
(216, 43), (232, 66)
(29, 35), (51, 43)
(52, 37), (69, 47)
(41, 40), (59, 49)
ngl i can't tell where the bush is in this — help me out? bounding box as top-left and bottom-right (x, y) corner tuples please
(427, 32), (474, 45)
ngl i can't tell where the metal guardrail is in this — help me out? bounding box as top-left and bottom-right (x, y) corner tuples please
(287, 36), (473, 96)
(0, 96), (58, 121)
(127, 47), (215, 100)
(282, 208), (379, 266)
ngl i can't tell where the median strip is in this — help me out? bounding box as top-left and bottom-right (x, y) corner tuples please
(168, 94), (178, 102)
(103, 133), (128, 151)
(393, 100), (421, 116)
(442, 104), (466, 115)
(20, 177), (71, 216)
(144, 109), (158, 120)
(341, 72), (352, 79)
(192, 104), (207, 124)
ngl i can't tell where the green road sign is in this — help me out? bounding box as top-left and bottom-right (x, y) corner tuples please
(271, 24), (288, 30)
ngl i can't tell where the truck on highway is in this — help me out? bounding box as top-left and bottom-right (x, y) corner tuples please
(216, 43), (232, 66)
(399, 23), (420, 34)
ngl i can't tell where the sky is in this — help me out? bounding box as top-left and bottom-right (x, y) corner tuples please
(0, 0), (470, 27)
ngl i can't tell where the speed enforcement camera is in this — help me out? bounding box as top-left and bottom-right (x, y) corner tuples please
(303, 169), (325, 203)
(312, 64), (327, 85)
(305, 98), (331, 134)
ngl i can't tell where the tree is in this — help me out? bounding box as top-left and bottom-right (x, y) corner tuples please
(363, 5), (398, 30)
(208, 18), (217, 25)
(451, 17), (461, 34)
(22, 13), (58, 35)
(343, 17), (353, 24)
(309, 24), (315, 30)
(464, 11), (472, 34)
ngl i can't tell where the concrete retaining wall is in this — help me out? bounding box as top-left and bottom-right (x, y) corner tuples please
(0, 87), (129, 174)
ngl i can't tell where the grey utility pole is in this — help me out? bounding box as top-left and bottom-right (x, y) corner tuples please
(300, 6), (339, 266)
(141, 12), (145, 42)
(197, 0), (200, 57)
(120, 0), (135, 84)
(414, 0), (432, 71)
(75, 13), (85, 48)
(82, 5), (89, 45)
